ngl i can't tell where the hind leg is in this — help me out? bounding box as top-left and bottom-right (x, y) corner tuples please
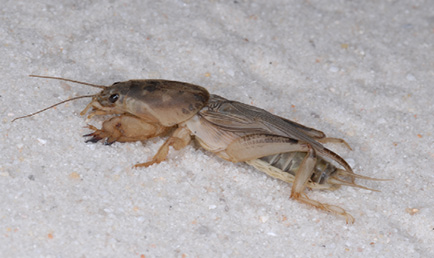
(295, 194), (355, 223)
(223, 134), (354, 223)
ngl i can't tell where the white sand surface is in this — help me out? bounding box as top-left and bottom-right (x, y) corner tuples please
(1, 1), (433, 257)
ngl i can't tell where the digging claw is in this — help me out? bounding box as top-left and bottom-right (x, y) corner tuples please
(84, 135), (103, 143)
(83, 132), (96, 137)
(83, 124), (116, 144)
(104, 138), (116, 145)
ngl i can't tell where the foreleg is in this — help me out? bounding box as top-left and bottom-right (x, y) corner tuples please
(84, 114), (169, 145)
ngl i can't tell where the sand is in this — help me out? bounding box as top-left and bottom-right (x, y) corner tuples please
(1, 1), (433, 257)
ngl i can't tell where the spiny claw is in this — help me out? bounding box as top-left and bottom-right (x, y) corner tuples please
(83, 132), (96, 137)
(104, 138), (116, 145)
(84, 129), (120, 145)
(84, 135), (103, 143)
(83, 124), (113, 144)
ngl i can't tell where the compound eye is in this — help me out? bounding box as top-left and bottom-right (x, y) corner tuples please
(108, 93), (119, 103)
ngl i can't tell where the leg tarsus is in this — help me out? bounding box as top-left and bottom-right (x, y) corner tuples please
(293, 193), (355, 224)
(286, 144), (354, 223)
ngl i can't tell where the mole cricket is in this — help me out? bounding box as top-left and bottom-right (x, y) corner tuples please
(13, 75), (386, 223)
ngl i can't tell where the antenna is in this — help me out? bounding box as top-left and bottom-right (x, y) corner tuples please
(29, 75), (106, 89)
(12, 75), (105, 122)
(12, 95), (95, 122)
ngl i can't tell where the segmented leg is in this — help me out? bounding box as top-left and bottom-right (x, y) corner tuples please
(223, 134), (354, 223)
(84, 114), (169, 145)
(134, 125), (192, 168)
(290, 146), (317, 197)
(296, 194), (355, 223)
(246, 159), (356, 223)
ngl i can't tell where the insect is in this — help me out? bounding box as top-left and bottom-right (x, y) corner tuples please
(14, 75), (384, 223)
